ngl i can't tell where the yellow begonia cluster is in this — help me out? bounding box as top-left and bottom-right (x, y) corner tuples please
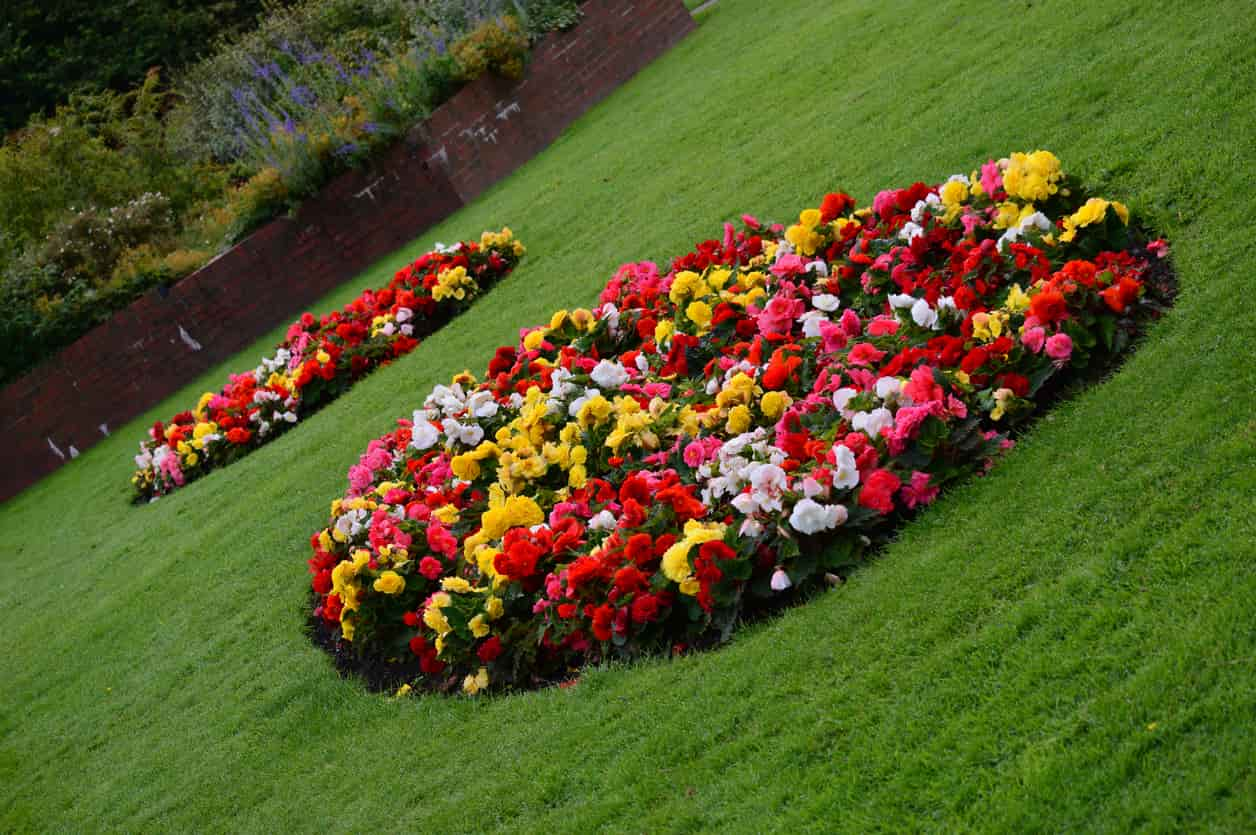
(432, 265), (478, 302)
(1002, 150), (1063, 203)
(785, 208), (824, 256)
(1060, 197), (1129, 243)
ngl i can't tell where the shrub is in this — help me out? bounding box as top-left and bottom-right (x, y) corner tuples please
(450, 16), (529, 81)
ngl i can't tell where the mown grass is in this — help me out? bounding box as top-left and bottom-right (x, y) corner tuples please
(2, 0), (1255, 830)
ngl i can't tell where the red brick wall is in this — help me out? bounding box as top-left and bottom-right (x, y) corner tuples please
(0, 0), (695, 503)
(426, 0), (697, 204)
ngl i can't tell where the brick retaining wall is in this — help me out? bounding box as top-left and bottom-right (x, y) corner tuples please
(0, 0), (695, 502)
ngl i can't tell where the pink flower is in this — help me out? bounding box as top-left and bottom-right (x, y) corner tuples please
(819, 320), (848, 353)
(770, 254), (807, 279)
(757, 294), (806, 337)
(903, 365), (943, 404)
(347, 464), (373, 494)
(723, 222), (736, 250)
(741, 213), (761, 230)
(1045, 332), (1073, 363)
(873, 189), (898, 219)
(847, 342), (887, 367)
(900, 471), (939, 509)
(981, 159), (1003, 196)
(426, 522), (458, 558)
(839, 308), (862, 338)
(1021, 326), (1046, 353)
(960, 212), (984, 235)
(866, 316), (900, 337)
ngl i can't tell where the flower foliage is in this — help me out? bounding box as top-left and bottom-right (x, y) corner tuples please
(131, 228), (525, 501)
(306, 152), (1172, 695)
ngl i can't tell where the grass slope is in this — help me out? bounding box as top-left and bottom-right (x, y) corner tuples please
(3, 0), (1255, 830)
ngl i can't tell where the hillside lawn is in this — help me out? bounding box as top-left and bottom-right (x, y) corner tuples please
(2, 0), (1255, 830)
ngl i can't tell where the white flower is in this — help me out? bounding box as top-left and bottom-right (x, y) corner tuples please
(282, 411), (298, 423)
(590, 360), (630, 390)
(889, 293), (917, 309)
(410, 418), (440, 451)
(831, 444), (861, 490)
(833, 387), (859, 412)
(806, 259), (830, 277)
(852, 407), (893, 439)
(875, 376), (903, 400)
(400, 324), (414, 336)
(748, 463), (788, 512)
(788, 498), (848, 535)
(731, 491), (760, 516)
(770, 568), (793, 592)
(739, 518), (764, 538)
(440, 418), (483, 446)
(811, 293), (840, 312)
(634, 352), (649, 373)
(800, 310), (828, 338)
(911, 297), (938, 329)
(802, 476), (826, 498)
(899, 221), (925, 243)
(395, 307), (413, 323)
(588, 509), (617, 531)
(466, 390), (499, 418)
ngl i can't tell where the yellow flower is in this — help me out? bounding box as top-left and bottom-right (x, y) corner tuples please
(549, 309), (570, 330)
(940, 179), (969, 206)
(760, 390), (792, 419)
(577, 395), (612, 429)
(462, 667), (490, 694)
(991, 387), (1015, 421)
(486, 596), (504, 619)
(1004, 284), (1032, 314)
(654, 319), (674, 344)
(479, 495), (544, 539)
(668, 270), (708, 305)
(315, 350), (331, 364)
(1002, 150), (1062, 202)
(340, 617), (355, 641)
(423, 605), (452, 635)
(441, 576), (472, 593)
(725, 404), (752, 434)
(192, 421), (217, 440)
(432, 504), (461, 525)
(686, 300), (713, 330)
(523, 328), (547, 351)
(373, 571), (406, 595)
(469, 614), (490, 638)
(661, 540), (693, 584)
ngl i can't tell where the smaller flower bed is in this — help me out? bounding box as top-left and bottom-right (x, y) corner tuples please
(130, 228), (524, 501)
(305, 151), (1174, 696)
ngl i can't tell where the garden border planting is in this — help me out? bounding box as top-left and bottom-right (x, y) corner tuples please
(302, 151), (1174, 696)
(0, 0), (696, 503)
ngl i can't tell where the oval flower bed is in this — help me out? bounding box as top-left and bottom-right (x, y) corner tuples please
(305, 152), (1173, 695)
(130, 229), (525, 501)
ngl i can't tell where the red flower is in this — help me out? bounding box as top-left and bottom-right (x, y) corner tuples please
(1100, 276), (1142, 313)
(1029, 290), (1068, 324)
(858, 469), (902, 515)
(419, 557), (443, 580)
(477, 636), (504, 663)
(226, 427), (252, 445)
(631, 593), (662, 624)
(591, 604), (615, 642)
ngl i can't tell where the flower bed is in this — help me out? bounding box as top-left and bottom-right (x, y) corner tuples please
(305, 152), (1173, 695)
(130, 228), (525, 501)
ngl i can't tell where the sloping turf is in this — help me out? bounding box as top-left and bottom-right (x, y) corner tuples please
(2, 0), (1254, 830)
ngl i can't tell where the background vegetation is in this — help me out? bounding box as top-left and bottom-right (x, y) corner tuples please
(1, 0), (1254, 830)
(0, 0), (580, 385)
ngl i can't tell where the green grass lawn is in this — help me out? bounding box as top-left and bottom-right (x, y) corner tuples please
(3, 0), (1255, 830)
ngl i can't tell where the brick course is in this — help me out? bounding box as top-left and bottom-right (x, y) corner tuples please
(0, 0), (694, 502)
